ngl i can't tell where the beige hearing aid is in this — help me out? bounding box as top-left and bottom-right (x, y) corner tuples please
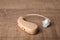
(17, 14), (51, 34)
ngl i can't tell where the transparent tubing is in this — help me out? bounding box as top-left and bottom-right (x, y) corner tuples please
(22, 14), (48, 19)
(22, 14), (50, 28)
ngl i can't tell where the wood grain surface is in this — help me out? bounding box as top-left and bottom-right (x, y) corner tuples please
(0, 0), (60, 40)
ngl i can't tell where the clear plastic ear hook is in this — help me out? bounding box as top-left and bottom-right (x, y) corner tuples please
(23, 14), (51, 28)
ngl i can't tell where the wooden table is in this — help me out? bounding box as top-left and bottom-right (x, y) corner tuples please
(0, 0), (60, 40)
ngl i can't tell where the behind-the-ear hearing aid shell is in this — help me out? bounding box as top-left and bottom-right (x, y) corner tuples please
(17, 14), (51, 34)
(17, 16), (38, 34)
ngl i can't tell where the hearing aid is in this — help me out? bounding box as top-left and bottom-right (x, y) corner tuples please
(17, 14), (51, 34)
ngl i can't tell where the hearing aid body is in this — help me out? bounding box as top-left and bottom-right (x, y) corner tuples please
(17, 16), (38, 34)
(17, 14), (51, 34)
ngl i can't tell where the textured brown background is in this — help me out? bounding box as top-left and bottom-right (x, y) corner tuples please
(0, 0), (60, 40)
